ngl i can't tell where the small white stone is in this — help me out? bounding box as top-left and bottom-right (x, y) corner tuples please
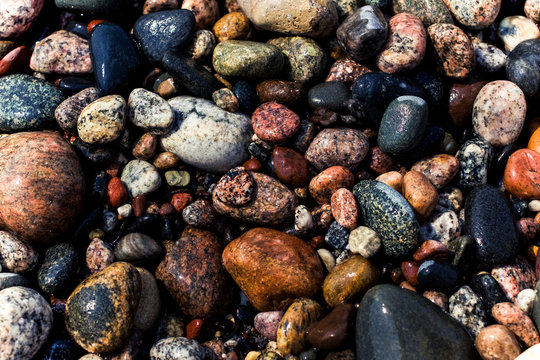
(528, 200), (540, 212)
(348, 226), (381, 258)
(294, 205), (315, 234)
(120, 159), (162, 197)
(128, 88), (173, 135)
(498, 16), (540, 51)
(419, 209), (461, 245)
(517, 288), (536, 315)
(516, 342), (540, 359)
(317, 248), (336, 272)
(117, 204), (132, 218)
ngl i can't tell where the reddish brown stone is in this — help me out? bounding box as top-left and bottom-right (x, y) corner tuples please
(87, 19), (107, 33)
(330, 188), (357, 230)
(186, 319), (204, 339)
(86, 238), (114, 274)
(413, 240), (449, 262)
(182, 198), (215, 228)
(492, 302), (540, 348)
(311, 204), (333, 231)
(375, 171), (403, 192)
(153, 151), (180, 170)
(325, 58), (371, 89)
(367, 146), (394, 175)
(222, 227), (324, 311)
(411, 154), (460, 189)
(132, 195), (146, 217)
(517, 218), (539, 243)
(402, 170), (439, 220)
(423, 290), (449, 311)
(132, 133), (157, 160)
(309, 166), (355, 204)
(475, 325), (522, 360)
(107, 177), (128, 207)
(306, 303), (354, 351)
(0, 45), (31, 76)
(181, 0), (220, 30)
(156, 226), (229, 319)
(256, 80), (305, 107)
(401, 260), (420, 287)
(252, 102), (301, 143)
(400, 281), (417, 291)
(243, 158), (263, 172)
(272, 147), (309, 187)
(214, 167), (255, 206)
(504, 149), (540, 199)
(310, 107), (340, 127)
(170, 192), (192, 213)
(142, 0), (179, 14)
(212, 12), (251, 42)
(159, 203), (175, 216)
(492, 256), (536, 302)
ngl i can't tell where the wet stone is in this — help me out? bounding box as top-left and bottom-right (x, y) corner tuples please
(0, 0), (44, 39)
(143, 0), (179, 14)
(402, 170), (438, 220)
(254, 311), (284, 341)
(449, 285), (488, 338)
(306, 303), (354, 351)
(78, 95), (126, 144)
(38, 242), (78, 295)
(272, 147), (310, 187)
(256, 80), (305, 107)
(411, 154), (460, 189)
(491, 257), (536, 302)
(86, 238), (115, 274)
(503, 149), (540, 199)
(348, 226), (381, 258)
(309, 166), (355, 205)
(128, 88), (174, 135)
(214, 167), (255, 206)
(150, 337), (215, 360)
(456, 138), (493, 189)
(419, 208), (461, 245)
(186, 30), (216, 60)
(475, 325), (522, 360)
(325, 58), (370, 89)
(308, 81), (350, 114)
(506, 39), (540, 100)
(442, 0), (501, 30)
(212, 88), (239, 112)
(55, 87), (100, 133)
(448, 80), (487, 128)
(182, 199), (215, 228)
(212, 12), (251, 42)
(277, 298), (323, 355)
(417, 261), (460, 292)
(251, 102), (300, 143)
(120, 159), (162, 198)
(331, 188), (358, 230)
(492, 302), (540, 348)
(114, 232), (161, 264)
(325, 221), (350, 250)
(0, 273), (29, 291)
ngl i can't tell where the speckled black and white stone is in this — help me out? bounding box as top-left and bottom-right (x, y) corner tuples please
(161, 96), (253, 173)
(120, 160), (162, 198)
(294, 205), (315, 235)
(0, 231), (38, 273)
(506, 39), (540, 100)
(0, 273), (29, 291)
(0, 286), (53, 360)
(419, 208), (461, 245)
(449, 285), (488, 338)
(471, 37), (506, 73)
(456, 138), (493, 189)
(77, 95), (127, 144)
(186, 30), (216, 60)
(37, 242), (78, 295)
(149, 337), (215, 360)
(0, 74), (65, 132)
(442, 0), (500, 30)
(55, 87), (100, 133)
(128, 88), (173, 135)
(325, 221), (350, 249)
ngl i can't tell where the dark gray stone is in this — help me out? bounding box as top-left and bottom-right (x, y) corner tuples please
(308, 81), (351, 114)
(38, 243), (78, 295)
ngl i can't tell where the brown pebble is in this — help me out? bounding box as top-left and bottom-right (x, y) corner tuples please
(256, 79), (305, 107)
(86, 238), (115, 274)
(309, 166), (355, 204)
(401, 260), (420, 287)
(272, 147), (310, 187)
(475, 324), (522, 360)
(411, 154), (460, 189)
(310, 107), (340, 127)
(375, 171), (403, 192)
(212, 12), (251, 42)
(367, 146), (394, 175)
(243, 158), (263, 172)
(325, 58), (372, 89)
(448, 80), (487, 128)
(306, 303), (354, 351)
(402, 170), (439, 220)
(413, 240), (449, 262)
(423, 290), (449, 311)
(132, 133), (157, 160)
(153, 151), (180, 170)
(132, 195), (146, 217)
(330, 188), (357, 230)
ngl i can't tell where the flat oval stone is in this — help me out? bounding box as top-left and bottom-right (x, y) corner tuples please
(417, 261), (460, 291)
(150, 337), (215, 360)
(0, 231), (38, 273)
(353, 180), (419, 258)
(38, 242), (78, 295)
(252, 102), (300, 143)
(55, 87), (100, 133)
(443, 0), (501, 29)
(155, 227), (228, 319)
(256, 80), (305, 107)
(498, 16), (540, 52)
(0, 0), (44, 39)
(306, 303), (354, 351)
(376, 13), (426, 73)
(214, 166), (255, 206)
(213, 12), (251, 42)
(392, 0), (453, 26)
(78, 95), (126, 144)
(133, 10), (195, 65)
(0, 286), (53, 360)
(465, 184), (519, 266)
(331, 188), (358, 230)
(0, 74), (65, 131)
(309, 166), (355, 205)
(65, 262), (141, 353)
(456, 138), (493, 189)
(526, 0), (540, 21)
(133, 267), (160, 332)
(272, 147), (309, 187)
(114, 232), (161, 263)
(128, 88), (173, 135)
(449, 285), (488, 337)
(475, 325), (522, 360)
(222, 228), (324, 311)
(506, 39), (540, 100)
(213, 41), (284, 79)
(411, 154), (460, 189)
(493, 302), (540, 348)
(120, 160), (162, 198)
(0, 273), (29, 291)
(356, 284), (476, 359)
(277, 298), (323, 356)
(503, 149), (540, 199)
(161, 96), (252, 173)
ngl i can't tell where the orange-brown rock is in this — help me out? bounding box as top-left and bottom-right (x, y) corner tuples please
(222, 228), (324, 311)
(272, 147), (310, 187)
(492, 302), (540, 348)
(375, 171), (403, 192)
(402, 170), (439, 219)
(411, 154), (460, 189)
(277, 298), (323, 355)
(503, 149), (540, 199)
(212, 12), (251, 42)
(309, 166), (355, 205)
(475, 325), (522, 360)
(330, 188), (357, 230)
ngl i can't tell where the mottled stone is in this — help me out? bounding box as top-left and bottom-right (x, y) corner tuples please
(443, 0), (501, 29)
(348, 226), (381, 258)
(55, 87), (100, 133)
(38, 242), (78, 294)
(143, 0), (178, 14)
(186, 30), (216, 60)
(309, 166), (355, 205)
(0, 231), (38, 273)
(212, 12), (251, 42)
(330, 188), (357, 230)
(411, 154), (459, 189)
(214, 167), (254, 206)
(393, 0), (453, 26)
(181, 0), (219, 30)
(449, 285), (488, 337)
(423, 290), (449, 311)
(254, 311), (284, 341)
(77, 95), (126, 144)
(306, 303), (354, 351)
(419, 209), (461, 245)
(30, 30), (91, 74)
(212, 87), (239, 112)
(493, 302), (540, 348)
(498, 16), (540, 52)
(503, 149), (540, 199)
(0, 0), (44, 39)
(273, 147), (310, 187)
(251, 102), (300, 143)
(182, 199), (215, 228)
(277, 298), (323, 355)
(150, 337), (215, 360)
(114, 233), (161, 264)
(491, 257), (536, 302)
(526, 0), (540, 21)
(325, 58), (371, 89)
(402, 170), (438, 220)
(0, 273), (29, 291)
(471, 37), (506, 73)
(120, 160), (162, 198)
(456, 138), (493, 189)
(128, 88), (173, 135)
(475, 325), (522, 360)
(86, 238), (115, 274)
(256, 80), (305, 107)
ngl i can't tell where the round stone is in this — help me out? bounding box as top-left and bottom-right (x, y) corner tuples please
(498, 16), (540, 52)
(348, 226), (381, 258)
(214, 167), (255, 206)
(212, 12), (251, 42)
(78, 95), (127, 144)
(503, 149), (540, 199)
(251, 102), (300, 143)
(120, 160), (162, 198)
(128, 88), (174, 135)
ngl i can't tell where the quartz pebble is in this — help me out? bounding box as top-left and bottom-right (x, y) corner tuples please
(120, 160), (162, 198)
(128, 88), (173, 135)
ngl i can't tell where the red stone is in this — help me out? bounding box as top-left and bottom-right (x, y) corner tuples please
(367, 146), (394, 175)
(87, 20), (108, 34)
(503, 149), (540, 199)
(448, 80), (487, 127)
(186, 319), (204, 339)
(401, 260), (420, 287)
(214, 167), (254, 206)
(251, 101), (301, 143)
(243, 158), (262, 172)
(330, 188), (357, 230)
(413, 240), (449, 262)
(309, 166), (355, 204)
(492, 302), (540, 348)
(517, 218), (539, 243)
(272, 147), (309, 187)
(306, 303), (354, 351)
(132, 195), (146, 217)
(0, 46), (31, 76)
(171, 192), (192, 212)
(106, 163), (121, 177)
(107, 177), (128, 207)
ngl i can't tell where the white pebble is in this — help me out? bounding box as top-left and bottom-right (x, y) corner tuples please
(348, 226), (381, 258)
(317, 248), (336, 272)
(517, 288), (536, 315)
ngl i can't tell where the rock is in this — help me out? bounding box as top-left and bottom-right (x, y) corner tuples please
(518, 289), (536, 315)
(504, 149), (540, 199)
(222, 228), (324, 311)
(30, 30), (91, 74)
(326, 58), (371, 88)
(418, 261), (460, 291)
(186, 30), (216, 60)
(472, 37), (506, 73)
(526, 0), (540, 21)
(213, 172), (297, 225)
(132, 133), (157, 160)
(375, 171), (403, 192)
(236, 0), (338, 38)
(213, 12), (251, 42)
(506, 39), (540, 100)
(498, 16), (540, 52)
(323, 255), (379, 306)
(161, 96), (252, 173)
(411, 154), (459, 189)
(181, 0), (219, 30)
(128, 88), (173, 135)
(517, 343), (540, 359)
(134, 268), (160, 332)
(65, 262), (141, 353)
(77, 95), (126, 144)
(55, 87), (100, 133)
(143, 0), (178, 14)
(427, 23), (475, 79)
(254, 311), (284, 341)
(0, 231), (38, 273)
(449, 285), (488, 337)
(475, 325), (522, 360)
(214, 167), (255, 206)
(0, 132), (84, 243)
(133, 10), (194, 65)
(306, 303), (354, 351)
(456, 138), (493, 189)
(150, 337), (215, 360)
(324, 221), (349, 250)
(356, 284), (476, 359)
(114, 232), (161, 263)
(277, 298), (323, 355)
(465, 184), (519, 266)
(86, 238), (115, 274)
(392, 0), (453, 26)
(491, 257), (536, 302)
(212, 88), (239, 112)
(38, 242), (78, 295)
(182, 199), (215, 228)
(423, 291), (449, 311)
(120, 160), (162, 198)
(251, 102), (300, 143)
(330, 188), (358, 230)
(55, 0), (129, 14)
(0, 74), (65, 131)
(309, 166), (355, 205)
(256, 80), (305, 107)
(413, 241), (450, 262)
(213, 41), (284, 79)
(0, 286), (53, 360)
(447, 80), (487, 128)
(89, 22), (140, 94)
(353, 180), (419, 258)
(156, 227), (227, 319)
(419, 209), (461, 245)
(442, 0), (501, 29)
(0, 273), (29, 291)
(305, 128), (369, 171)
(402, 170), (438, 220)
(0, 0), (44, 38)
(308, 81), (351, 114)
(272, 147), (310, 187)
(348, 226), (381, 258)
(376, 13), (426, 73)
(493, 302), (540, 348)
(336, 6), (387, 62)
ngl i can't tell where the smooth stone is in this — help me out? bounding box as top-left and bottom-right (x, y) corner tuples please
(181, 199), (215, 228)
(213, 172), (298, 225)
(323, 255), (379, 306)
(0, 231), (38, 273)
(526, 0), (540, 21)
(456, 138), (493, 189)
(134, 267), (161, 332)
(161, 96), (252, 173)
(336, 6), (388, 62)
(516, 343), (540, 359)
(518, 289), (536, 315)
(0, 286), (53, 360)
(449, 285), (488, 338)
(465, 184), (519, 266)
(213, 12), (251, 42)
(348, 226), (381, 258)
(506, 39), (540, 100)
(295, 205), (316, 235)
(143, 0), (178, 15)
(306, 303), (354, 351)
(0, 273), (29, 290)
(472, 37), (506, 73)
(212, 87), (239, 112)
(491, 257), (536, 302)
(58, 76), (95, 95)
(133, 10), (195, 65)
(0, 74), (65, 131)
(419, 209), (461, 245)
(55, 87), (100, 133)
(402, 170), (438, 219)
(236, 0), (338, 38)
(186, 29), (216, 60)
(55, 0), (129, 14)
(181, 0), (218, 30)
(417, 261), (460, 291)
(214, 167), (255, 206)
(277, 298), (323, 356)
(493, 302), (540, 348)
(413, 240), (450, 262)
(331, 188), (358, 230)
(0, 0), (44, 39)
(325, 221), (349, 249)
(443, 0), (501, 29)
(498, 16), (540, 52)
(475, 325), (522, 360)
(251, 102), (300, 143)
(222, 228), (324, 311)
(273, 147), (310, 187)
(326, 58), (371, 88)
(411, 154), (459, 189)
(376, 171), (403, 192)
(38, 242), (78, 295)
(120, 159), (162, 197)
(65, 262), (141, 353)
(356, 284), (476, 359)
(309, 166), (355, 205)
(256, 80), (305, 107)
(213, 41), (284, 79)
(77, 95), (126, 144)
(234, 80), (259, 112)
(353, 180), (419, 258)
(86, 238), (114, 274)
(30, 30), (92, 74)
(254, 311), (284, 341)
(90, 22), (141, 94)
(503, 149), (540, 199)
(150, 337), (215, 360)
(392, 0), (453, 26)
(470, 273), (509, 314)
(448, 80), (487, 128)
(114, 232), (161, 263)
(308, 81), (350, 114)
(128, 88), (173, 135)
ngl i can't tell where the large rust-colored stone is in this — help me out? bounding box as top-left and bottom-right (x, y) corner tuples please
(503, 149), (540, 199)
(222, 228), (324, 311)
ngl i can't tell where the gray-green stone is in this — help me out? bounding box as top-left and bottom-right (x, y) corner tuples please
(0, 273), (29, 291)
(0, 74), (65, 132)
(55, 0), (129, 14)
(378, 95), (428, 154)
(308, 81), (351, 114)
(352, 180), (419, 258)
(38, 242), (78, 295)
(212, 40), (284, 79)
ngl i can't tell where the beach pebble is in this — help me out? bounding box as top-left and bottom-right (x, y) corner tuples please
(525, 0), (540, 21)
(277, 298), (322, 355)
(419, 209), (461, 245)
(186, 30), (216, 60)
(212, 12), (251, 42)
(273, 147), (310, 187)
(492, 302), (540, 348)
(150, 337), (215, 360)
(306, 303), (354, 351)
(402, 170), (439, 220)
(475, 325), (522, 360)
(449, 285), (488, 338)
(348, 226), (381, 258)
(251, 102), (300, 143)
(0, 273), (29, 291)
(517, 289), (536, 315)
(254, 311), (284, 341)
(330, 188), (358, 230)
(128, 88), (173, 135)
(498, 16), (540, 52)
(133, 267), (161, 332)
(503, 149), (540, 199)
(214, 167), (255, 206)
(0, 0), (44, 39)
(120, 160), (161, 198)
(411, 154), (459, 189)
(114, 232), (161, 263)
(309, 166), (355, 205)
(392, 0), (453, 26)
(456, 138), (493, 189)
(0, 231), (38, 273)
(86, 238), (115, 274)
(471, 37), (506, 73)
(442, 0), (501, 29)
(37, 242), (78, 295)
(77, 95), (126, 144)
(491, 257), (536, 302)
(55, 87), (100, 133)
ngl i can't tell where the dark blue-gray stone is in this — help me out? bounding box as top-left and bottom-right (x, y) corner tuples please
(356, 284), (476, 360)
(470, 273), (508, 314)
(417, 260), (460, 291)
(506, 38), (540, 99)
(325, 221), (349, 249)
(133, 10), (195, 65)
(233, 80), (259, 112)
(378, 95), (428, 154)
(352, 180), (419, 258)
(308, 81), (351, 114)
(38, 242), (78, 295)
(456, 138), (493, 189)
(55, 0), (129, 14)
(0, 74), (65, 132)
(0, 273), (30, 291)
(464, 184), (519, 266)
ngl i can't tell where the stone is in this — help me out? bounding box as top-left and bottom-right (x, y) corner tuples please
(518, 289), (536, 315)
(491, 257), (536, 302)
(213, 172), (297, 225)
(251, 102), (300, 143)
(419, 209), (461, 245)
(418, 260), (460, 291)
(86, 238), (115, 274)
(213, 41), (284, 79)
(0, 45), (31, 77)
(309, 166), (355, 205)
(506, 39), (540, 100)
(367, 146), (394, 175)
(353, 180), (419, 258)
(443, 0), (501, 29)
(222, 228), (324, 311)
(214, 167), (255, 206)
(156, 227), (227, 319)
(449, 285), (488, 338)
(306, 303), (354, 351)
(181, 0), (219, 30)
(161, 96), (252, 173)
(498, 16), (540, 52)
(325, 222), (349, 250)
(472, 37), (506, 73)
(65, 262), (141, 353)
(503, 149), (540, 199)
(413, 241), (450, 262)
(516, 344), (540, 360)
(150, 337), (215, 360)
(325, 58), (371, 88)
(348, 226), (381, 258)
(212, 88), (239, 112)
(375, 171), (403, 192)
(128, 88), (173, 135)
(213, 12), (251, 42)
(475, 325), (522, 360)
(236, 0), (338, 38)
(0, 231), (38, 273)
(438, 187), (463, 212)
(465, 184), (519, 266)
(376, 13), (426, 73)
(120, 160), (162, 198)
(493, 302), (540, 348)
(78, 95), (126, 144)
(330, 188), (357, 230)
(186, 30), (216, 60)
(132, 133), (157, 160)
(392, 0), (453, 26)
(30, 30), (91, 74)
(308, 81), (351, 114)
(0, 74), (65, 131)
(424, 291), (449, 311)
(337, 6), (387, 62)
(55, 0), (129, 14)
(0, 0), (44, 39)
(448, 80), (487, 128)
(38, 242), (78, 295)
(0, 273), (29, 291)
(277, 298), (323, 355)
(55, 87), (100, 133)
(256, 80), (305, 107)
(182, 199), (215, 228)
(305, 128), (369, 171)
(254, 311), (284, 341)
(526, 0), (540, 21)
(272, 147), (310, 187)
(402, 170), (438, 220)
(114, 232), (161, 264)
(356, 284), (476, 359)
(134, 267), (161, 332)
(411, 154), (460, 189)
(0, 286), (53, 360)
(143, 0), (178, 14)
(456, 138), (493, 189)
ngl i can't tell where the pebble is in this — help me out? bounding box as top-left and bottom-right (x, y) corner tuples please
(375, 171), (403, 192)
(306, 303), (354, 351)
(325, 58), (370, 88)
(222, 228), (324, 311)
(214, 167), (255, 206)
(55, 87), (100, 133)
(475, 325), (522, 360)
(161, 96), (252, 173)
(143, 0), (178, 14)
(150, 337), (215, 360)
(0, 231), (38, 273)
(470, 272), (508, 315)
(134, 267), (161, 332)
(471, 37), (506, 73)
(212, 87), (239, 112)
(309, 166), (355, 205)
(516, 343), (540, 359)
(77, 95), (126, 144)
(181, 0), (219, 30)
(308, 81), (351, 114)
(526, 0), (540, 21)
(417, 261), (460, 291)
(55, 0), (129, 14)
(449, 285), (488, 338)
(419, 208), (461, 245)
(517, 289), (536, 314)
(402, 170), (438, 220)
(256, 80), (305, 107)
(120, 159), (162, 198)
(498, 16), (540, 52)
(0, 0), (44, 39)
(277, 298), (322, 355)
(448, 80), (487, 128)
(423, 290), (449, 311)
(330, 188), (358, 230)
(456, 138), (493, 189)
(491, 257), (536, 302)
(186, 30), (216, 60)
(114, 232), (161, 263)
(38, 242), (78, 295)
(132, 133), (157, 160)
(212, 12), (251, 42)
(0, 286), (53, 360)
(86, 238), (115, 274)
(438, 187), (464, 212)
(492, 302), (540, 348)
(128, 88), (174, 135)
(443, 0), (501, 29)
(0, 273), (29, 291)
(503, 149), (540, 199)
(272, 147), (310, 187)
(295, 205), (316, 235)
(506, 39), (540, 100)
(392, 0), (453, 26)
(182, 199), (215, 227)
(411, 154), (459, 189)
(251, 102), (300, 143)
(254, 311), (284, 341)
(348, 226), (381, 258)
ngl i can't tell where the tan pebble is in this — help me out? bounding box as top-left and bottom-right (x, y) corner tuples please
(475, 324), (522, 360)
(375, 171), (403, 192)
(492, 302), (540, 348)
(277, 298), (322, 355)
(402, 170), (439, 219)
(411, 154), (460, 189)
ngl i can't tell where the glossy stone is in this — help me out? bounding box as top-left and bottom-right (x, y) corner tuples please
(272, 147), (309, 187)
(506, 39), (540, 100)
(114, 232), (161, 263)
(309, 166), (355, 205)
(475, 325), (522, 360)
(456, 138), (493, 189)
(470, 273), (509, 315)
(449, 285), (488, 337)
(214, 167), (255, 206)
(417, 261), (460, 291)
(443, 0), (501, 29)
(256, 80), (305, 107)
(493, 302), (540, 348)
(0, 231), (38, 273)
(277, 299), (323, 356)
(411, 154), (459, 189)
(38, 242), (78, 295)
(213, 41), (284, 78)
(252, 102), (300, 143)
(503, 149), (540, 199)
(306, 303), (354, 351)
(308, 81), (351, 114)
